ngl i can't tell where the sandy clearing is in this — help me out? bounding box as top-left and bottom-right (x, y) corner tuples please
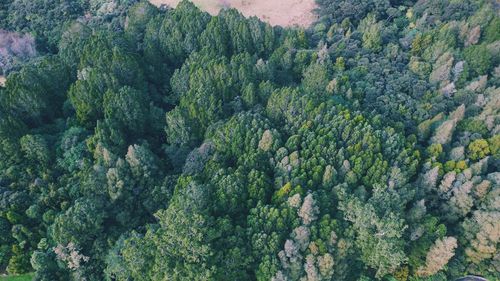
(0, 76), (5, 87)
(149, 0), (317, 27)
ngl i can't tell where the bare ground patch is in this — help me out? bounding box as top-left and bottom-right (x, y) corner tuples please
(149, 0), (317, 27)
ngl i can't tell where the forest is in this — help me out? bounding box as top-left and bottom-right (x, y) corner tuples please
(0, 0), (498, 280)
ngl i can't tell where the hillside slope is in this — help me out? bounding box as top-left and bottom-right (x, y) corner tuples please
(0, 0), (498, 280)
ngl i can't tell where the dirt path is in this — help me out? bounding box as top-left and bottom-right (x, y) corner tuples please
(149, 0), (317, 27)
(0, 76), (5, 87)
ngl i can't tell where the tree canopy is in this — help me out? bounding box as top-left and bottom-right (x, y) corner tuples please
(0, 0), (498, 280)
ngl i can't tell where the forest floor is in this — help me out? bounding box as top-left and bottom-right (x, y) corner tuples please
(149, 0), (317, 27)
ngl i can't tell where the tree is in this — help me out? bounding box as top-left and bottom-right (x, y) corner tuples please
(69, 35), (144, 125)
(467, 139), (490, 161)
(463, 44), (492, 76)
(124, 2), (158, 47)
(146, 178), (218, 280)
(20, 134), (51, 168)
(340, 195), (408, 278)
(158, 0), (210, 65)
(4, 0), (85, 52)
(51, 197), (106, 248)
(105, 231), (154, 281)
(359, 14), (383, 52)
(416, 237), (457, 277)
(200, 16), (231, 57)
(301, 62), (331, 100)
(298, 194), (319, 225)
(3, 57), (71, 125)
(314, 0), (390, 25)
(7, 243), (31, 275)
(103, 86), (150, 137)
(0, 1), (499, 280)
(462, 185), (500, 271)
(53, 242), (89, 271)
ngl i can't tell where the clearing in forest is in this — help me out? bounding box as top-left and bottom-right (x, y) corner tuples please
(149, 0), (318, 27)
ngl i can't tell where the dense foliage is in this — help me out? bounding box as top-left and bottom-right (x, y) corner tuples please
(0, 0), (498, 280)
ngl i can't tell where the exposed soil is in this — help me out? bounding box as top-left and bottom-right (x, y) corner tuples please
(149, 0), (317, 27)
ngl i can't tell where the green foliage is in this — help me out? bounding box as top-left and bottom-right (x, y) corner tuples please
(340, 196), (407, 278)
(52, 197), (106, 247)
(124, 2), (159, 46)
(3, 57), (71, 126)
(6, 245), (30, 275)
(489, 134), (500, 159)
(359, 14), (383, 52)
(2, 0), (85, 52)
(68, 33), (144, 124)
(463, 44), (492, 76)
(458, 118), (489, 137)
(314, 0), (390, 25)
(467, 139), (490, 161)
(426, 143), (443, 159)
(483, 17), (500, 43)
(103, 86), (149, 137)
(0, 1), (499, 280)
(19, 134), (51, 175)
(301, 62), (331, 99)
(411, 33), (433, 56)
(158, 0), (210, 65)
(105, 231), (154, 281)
